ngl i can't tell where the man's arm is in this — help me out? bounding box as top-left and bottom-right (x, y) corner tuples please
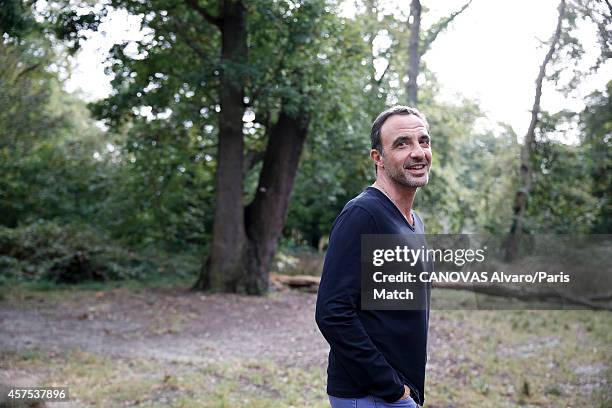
(315, 205), (405, 403)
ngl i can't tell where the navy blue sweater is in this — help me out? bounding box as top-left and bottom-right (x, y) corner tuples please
(315, 187), (430, 405)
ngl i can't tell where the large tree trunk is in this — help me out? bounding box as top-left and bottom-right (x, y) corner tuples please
(243, 107), (310, 293)
(193, 0), (248, 292)
(406, 0), (421, 106)
(506, 0), (566, 260)
(192, 1), (310, 295)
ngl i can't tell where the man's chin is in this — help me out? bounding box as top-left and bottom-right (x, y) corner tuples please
(410, 174), (430, 186)
(397, 177), (428, 188)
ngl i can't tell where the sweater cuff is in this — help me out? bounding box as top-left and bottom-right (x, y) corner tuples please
(383, 384), (406, 403)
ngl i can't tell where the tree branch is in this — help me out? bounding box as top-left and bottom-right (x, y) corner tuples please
(167, 19), (222, 82)
(246, 38), (288, 109)
(243, 149), (266, 177)
(169, 20), (210, 60)
(185, 0), (222, 28)
(14, 63), (41, 83)
(420, 0), (473, 57)
(527, 0), (566, 147)
(376, 59), (391, 85)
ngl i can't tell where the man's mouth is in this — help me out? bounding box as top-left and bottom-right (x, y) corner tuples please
(405, 164), (427, 170)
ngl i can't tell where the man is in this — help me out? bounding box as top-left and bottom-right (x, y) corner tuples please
(315, 106), (432, 408)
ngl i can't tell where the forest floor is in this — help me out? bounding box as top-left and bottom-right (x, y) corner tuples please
(0, 284), (610, 408)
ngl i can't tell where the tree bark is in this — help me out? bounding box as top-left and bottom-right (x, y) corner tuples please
(243, 106), (310, 293)
(406, 0), (421, 106)
(506, 0), (566, 260)
(193, 0), (249, 292)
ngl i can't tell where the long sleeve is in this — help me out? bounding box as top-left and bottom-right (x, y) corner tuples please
(315, 205), (405, 403)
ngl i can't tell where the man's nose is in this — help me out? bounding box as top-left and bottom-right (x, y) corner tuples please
(410, 144), (425, 160)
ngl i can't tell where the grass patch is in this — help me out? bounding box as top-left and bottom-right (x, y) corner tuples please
(0, 349), (330, 407)
(425, 309), (612, 407)
(0, 267), (199, 303)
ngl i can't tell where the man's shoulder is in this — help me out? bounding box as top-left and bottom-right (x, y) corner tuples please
(330, 189), (381, 233)
(343, 187), (381, 215)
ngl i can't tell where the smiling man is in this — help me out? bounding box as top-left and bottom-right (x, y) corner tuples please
(315, 106), (432, 408)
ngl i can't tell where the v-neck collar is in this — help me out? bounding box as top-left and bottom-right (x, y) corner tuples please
(367, 186), (416, 230)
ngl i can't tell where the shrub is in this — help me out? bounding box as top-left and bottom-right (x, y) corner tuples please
(0, 221), (155, 283)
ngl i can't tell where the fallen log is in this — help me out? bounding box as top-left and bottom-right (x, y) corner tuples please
(589, 291), (612, 302)
(269, 273), (611, 311)
(269, 273), (320, 293)
(432, 282), (612, 311)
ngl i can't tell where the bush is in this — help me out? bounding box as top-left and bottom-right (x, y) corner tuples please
(0, 221), (156, 284)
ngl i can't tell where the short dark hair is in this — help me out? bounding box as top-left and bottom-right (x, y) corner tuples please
(370, 105), (429, 156)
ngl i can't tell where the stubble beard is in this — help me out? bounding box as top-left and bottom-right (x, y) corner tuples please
(384, 162), (430, 188)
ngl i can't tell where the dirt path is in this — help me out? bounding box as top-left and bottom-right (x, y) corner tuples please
(0, 288), (329, 368)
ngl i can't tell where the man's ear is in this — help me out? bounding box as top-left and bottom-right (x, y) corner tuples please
(370, 149), (384, 170)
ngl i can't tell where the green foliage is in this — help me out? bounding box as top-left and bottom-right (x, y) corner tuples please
(0, 0), (37, 38)
(580, 81), (612, 233)
(0, 220), (202, 285)
(284, 114), (373, 246)
(518, 82), (610, 234)
(96, 119), (215, 250)
(0, 221), (151, 283)
(528, 141), (598, 233)
(0, 39), (65, 155)
(399, 95), (519, 234)
(0, 38), (110, 228)
(1, 23), (212, 251)
(285, 80), (521, 243)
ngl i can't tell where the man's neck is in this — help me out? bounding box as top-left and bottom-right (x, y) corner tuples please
(372, 178), (417, 222)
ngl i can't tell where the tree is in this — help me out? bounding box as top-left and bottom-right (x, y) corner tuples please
(78, 0), (365, 294)
(506, 0), (566, 260)
(406, 0), (472, 105)
(507, 0), (610, 256)
(193, 1), (365, 293)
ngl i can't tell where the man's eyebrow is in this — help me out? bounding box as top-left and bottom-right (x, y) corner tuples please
(391, 136), (410, 146)
(391, 134), (430, 146)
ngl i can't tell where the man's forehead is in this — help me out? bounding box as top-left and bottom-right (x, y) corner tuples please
(381, 114), (429, 137)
